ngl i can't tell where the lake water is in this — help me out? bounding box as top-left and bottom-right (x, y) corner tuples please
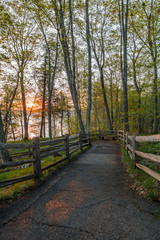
(6, 110), (70, 141)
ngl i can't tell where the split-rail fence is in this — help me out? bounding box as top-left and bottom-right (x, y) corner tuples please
(1, 129), (159, 189)
(0, 133), (91, 188)
(0, 130), (117, 188)
(117, 130), (160, 182)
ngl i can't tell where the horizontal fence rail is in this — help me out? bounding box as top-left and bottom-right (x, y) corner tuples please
(0, 133), (91, 188)
(0, 130), (119, 188)
(117, 130), (160, 182)
(90, 130), (117, 140)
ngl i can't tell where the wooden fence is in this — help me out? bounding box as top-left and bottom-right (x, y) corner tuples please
(0, 133), (91, 188)
(117, 130), (160, 182)
(90, 130), (117, 140)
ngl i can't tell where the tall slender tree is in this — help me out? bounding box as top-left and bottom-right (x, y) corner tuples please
(4, 3), (38, 139)
(40, 56), (47, 138)
(91, 1), (112, 131)
(118, 0), (129, 132)
(54, 0), (85, 134)
(0, 110), (12, 163)
(37, 14), (59, 140)
(85, 0), (92, 134)
(141, 0), (159, 133)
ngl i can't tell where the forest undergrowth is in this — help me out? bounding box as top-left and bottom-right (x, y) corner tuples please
(121, 142), (160, 202)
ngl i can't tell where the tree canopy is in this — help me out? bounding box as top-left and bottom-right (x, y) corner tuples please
(0, 0), (160, 151)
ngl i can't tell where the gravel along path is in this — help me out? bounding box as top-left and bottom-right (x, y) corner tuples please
(0, 140), (160, 240)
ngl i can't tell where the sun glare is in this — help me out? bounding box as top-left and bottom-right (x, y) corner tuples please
(26, 100), (41, 111)
(29, 132), (36, 139)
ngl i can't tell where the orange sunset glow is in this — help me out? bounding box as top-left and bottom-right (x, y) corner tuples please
(26, 99), (41, 111)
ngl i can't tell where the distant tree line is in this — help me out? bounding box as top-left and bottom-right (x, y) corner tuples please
(0, 0), (159, 162)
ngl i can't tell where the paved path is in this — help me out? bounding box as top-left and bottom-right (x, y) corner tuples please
(0, 140), (160, 240)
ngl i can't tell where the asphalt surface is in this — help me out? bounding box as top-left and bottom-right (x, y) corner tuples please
(0, 140), (160, 240)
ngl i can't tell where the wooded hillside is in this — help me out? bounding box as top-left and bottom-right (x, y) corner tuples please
(0, 0), (159, 145)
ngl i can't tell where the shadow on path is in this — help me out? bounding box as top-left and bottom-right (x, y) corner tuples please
(0, 140), (160, 240)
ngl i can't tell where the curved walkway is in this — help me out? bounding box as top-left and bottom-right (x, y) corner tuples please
(0, 140), (160, 240)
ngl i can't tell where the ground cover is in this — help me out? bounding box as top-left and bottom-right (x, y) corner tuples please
(0, 138), (90, 203)
(121, 142), (160, 201)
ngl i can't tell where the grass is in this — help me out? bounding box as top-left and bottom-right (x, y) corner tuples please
(2, 135), (159, 203)
(121, 143), (160, 201)
(138, 142), (160, 175)
(0, 140), (90, 204)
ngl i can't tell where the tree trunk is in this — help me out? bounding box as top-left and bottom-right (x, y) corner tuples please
(153, 61), (158, 133)
(92, 46), (112, 131)
(38, 20), (59, 140)
(91, 8), (112, 132)
(47, 50), (52, 140)
(11, 118), (16, 141)
(85, 0), (92, 134)
(110, 75), (114, 127)
(0, 110), (12, 163)
(40, 59), (46, 138)
(69, 0), (85, 134)
(53, 114), (56, 138)
(20, 66), (28, 140)
(99, 67), (112, 131)
(20, 110), (23, 139)
(60, 111), (63, 136)
(132, 60), (142, 132)
(48, 92), (52, 140)
(123, 0), (129, 132)
(54, 0), (85, 135)
(4, 78), (19, 137)
(67, 110), (70, 134)
(119, 0), (129, 132)
(147, 5), (158, 133)
(115, 78), (119, 130)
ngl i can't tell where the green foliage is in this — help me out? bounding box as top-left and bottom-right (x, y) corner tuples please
(0, 4), (12, 30)
(0, 0), (159, 137)
(121, 144), (160, 201)
(139, 142), (160, 155)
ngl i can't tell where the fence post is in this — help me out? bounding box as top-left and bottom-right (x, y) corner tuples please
(28, 148), (32, 157)
(32, 137), (42, 179)
(123, 131), (125, 147)
(125, 132), (129, 151)
(79, 131), (83, 151)
(64, 134), (69, 157)
(98, 128), (101, 139)
(132, 133), (138, 169)
(88, 132), (91, 146)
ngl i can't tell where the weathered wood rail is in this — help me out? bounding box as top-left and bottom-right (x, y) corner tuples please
(90, 130), (117, 140)
(117, 130), (160, 182)
(0, 133), (91, 188)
